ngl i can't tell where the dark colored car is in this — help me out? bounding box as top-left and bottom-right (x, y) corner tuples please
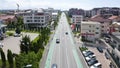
(65, 32), (68, 35)
(52, 64), (57, 68)
(88, 59), (98, 66)
(56, 39), (60, 43)
(84, 51), (94, 57)
(97, 47), (103, 53)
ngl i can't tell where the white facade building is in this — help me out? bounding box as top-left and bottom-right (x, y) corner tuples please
(23, 9), (50, 29)
(52, 12), (58, 20)
(81, 21), (101, 41)
(72, 15), (83, 31)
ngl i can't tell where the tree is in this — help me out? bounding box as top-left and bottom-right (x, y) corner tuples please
(20, 35), (31, 54)
(0, 48), (6, 67)
(15, 27), (21, 34)
(7, 49), (13, 68)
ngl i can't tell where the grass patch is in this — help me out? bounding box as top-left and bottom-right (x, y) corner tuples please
(22, 30), (39, 33)
(6, 32), (14, 36)
(79, 47), (88, 51)
(32, 36), (39, 43)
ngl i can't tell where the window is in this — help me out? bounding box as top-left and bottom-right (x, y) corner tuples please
(89, 25), (91, 27)
(96, 27), (99, 29)
(101, 26), (104, 28)
(95, 32), (99, 34)
(27, 20), (30, 22)
(34, 20), (37, 22)
(41, 20), (44, 22)
(89, 30), (91, 32)
(41, 17), (44, 19)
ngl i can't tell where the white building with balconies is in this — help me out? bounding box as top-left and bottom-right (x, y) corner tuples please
(81, 21), (101, 41)
(23, 9), (50, 29)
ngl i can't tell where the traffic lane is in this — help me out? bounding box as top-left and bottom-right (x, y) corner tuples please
(61, 16), (78, 68)
(65, 35), (78, 68)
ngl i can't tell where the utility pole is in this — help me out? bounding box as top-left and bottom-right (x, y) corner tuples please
(16, 3), (19, 12)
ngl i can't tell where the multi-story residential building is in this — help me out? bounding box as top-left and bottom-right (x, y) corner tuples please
(52, 12), (58, 20)
(90, 15), (112, 34)
(91, 8), (101, 17)
(84, 10), (91, 18)
(23, 9), (50, 29)
(81, 21), (101, 41)
(91, 7), (120, 17)
(68, 8), (85, 17)
(72, 15), (83, 31)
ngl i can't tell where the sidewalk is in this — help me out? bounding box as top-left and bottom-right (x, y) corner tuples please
(39, 30), (55, 68)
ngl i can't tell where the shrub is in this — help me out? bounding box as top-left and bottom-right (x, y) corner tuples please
(79, 47), (88, 51)
(6, 32), (14, 36)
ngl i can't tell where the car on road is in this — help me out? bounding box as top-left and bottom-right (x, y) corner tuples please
(90, 63), (102, 68)
(65, 32), (68, 35)
(56, 39), (60, 43)
(14, 33), (21, 37)
(52, 64), (57, 68)
(88, 59), (98, 66)
(0, 43), (3, 48)
(97, 47), (103, 53)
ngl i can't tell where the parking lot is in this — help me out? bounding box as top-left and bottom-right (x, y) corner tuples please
(87, 46), (111, 68)
(0, 32), (38, 58)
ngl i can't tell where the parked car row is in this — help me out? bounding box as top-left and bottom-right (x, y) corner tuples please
(82, 50), (102, 68)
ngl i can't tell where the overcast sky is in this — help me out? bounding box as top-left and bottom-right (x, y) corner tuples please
(0, 0), (120, 10)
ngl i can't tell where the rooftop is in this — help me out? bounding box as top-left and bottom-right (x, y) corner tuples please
(81, 21), (100, 25)
(0, 14), (15, 20)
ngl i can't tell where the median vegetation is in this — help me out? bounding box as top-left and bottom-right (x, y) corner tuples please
(65, 13), (71, 24)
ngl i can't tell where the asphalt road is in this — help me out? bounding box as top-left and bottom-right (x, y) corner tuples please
(45, 13), (86, 68)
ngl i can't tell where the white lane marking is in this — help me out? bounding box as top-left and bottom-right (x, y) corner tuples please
(66, 48), (70, 68)
(59, 42), (61, 68)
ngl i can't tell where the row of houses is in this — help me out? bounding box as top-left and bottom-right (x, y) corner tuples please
(68, 7), (120, 18)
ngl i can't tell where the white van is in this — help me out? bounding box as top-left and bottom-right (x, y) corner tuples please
(90, 63), (102, 68)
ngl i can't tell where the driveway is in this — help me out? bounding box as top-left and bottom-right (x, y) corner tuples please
(0, 32), (38, 59)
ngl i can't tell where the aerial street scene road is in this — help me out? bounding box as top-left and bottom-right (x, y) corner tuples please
(0, 0), (120, 68)
(44, 13), (86, 68)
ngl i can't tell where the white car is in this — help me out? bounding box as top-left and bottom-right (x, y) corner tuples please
(85, 54), (96, 62)
(14, 33), (21, 37)
(82, 50), (89, 54)
(90, 63), (102, 68)
(0, 43), (3, 48)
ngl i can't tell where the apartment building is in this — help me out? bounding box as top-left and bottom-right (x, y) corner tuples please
(23, 9), (50, 29)
(72, 15), (83, 31)
(90, 15), (112, 34)
(68, 8), (85, 17)
(81, 21), (101, 41)
(52, 12), (58, 20)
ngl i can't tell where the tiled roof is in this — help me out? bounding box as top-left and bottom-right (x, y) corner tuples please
(108, 16), (118, 20)
(90, 14), (111, 22)
(0, 14), (15, 20)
